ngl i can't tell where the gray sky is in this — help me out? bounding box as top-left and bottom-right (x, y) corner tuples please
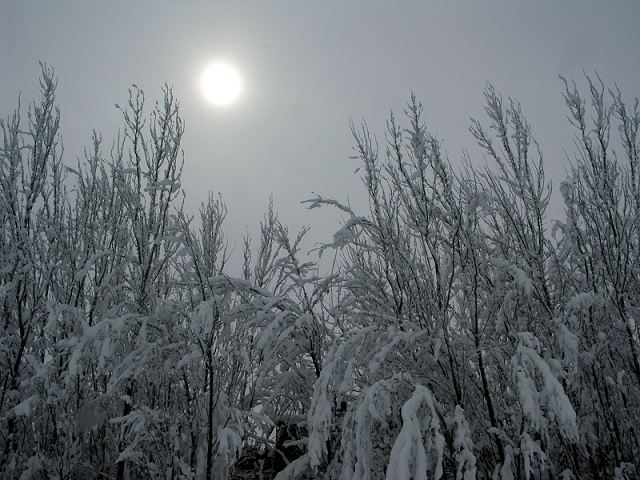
(2, 1), (639, 263)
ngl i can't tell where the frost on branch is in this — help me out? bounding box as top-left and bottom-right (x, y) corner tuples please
(512, 332), (578, 442)
(451, 406), (476, 480)
(385, 385), (444, 480)
(2, 68), (639, 479)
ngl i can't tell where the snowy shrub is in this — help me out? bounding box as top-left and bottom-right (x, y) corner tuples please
(1, 66), (638, 479)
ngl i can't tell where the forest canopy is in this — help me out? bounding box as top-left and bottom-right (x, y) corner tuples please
(1, 65), (639, 479)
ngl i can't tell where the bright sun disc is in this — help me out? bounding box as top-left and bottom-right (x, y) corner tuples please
(200, 63), (242, 106)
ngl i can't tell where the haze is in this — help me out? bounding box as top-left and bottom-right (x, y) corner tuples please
(2, 0), (639, 259)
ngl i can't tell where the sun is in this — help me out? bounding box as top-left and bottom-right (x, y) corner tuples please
(200, 62), (243, 106)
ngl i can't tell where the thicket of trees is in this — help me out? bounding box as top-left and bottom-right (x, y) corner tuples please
(1, 65), (639, 479)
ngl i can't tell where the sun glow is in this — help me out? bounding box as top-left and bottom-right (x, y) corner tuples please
(200, 62), (243, 106)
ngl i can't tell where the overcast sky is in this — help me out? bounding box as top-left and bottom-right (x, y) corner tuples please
(2, 1), (639, 263)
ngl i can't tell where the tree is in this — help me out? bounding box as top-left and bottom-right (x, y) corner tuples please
(306, 79), (639, 479)
(1, 64), (67, 475)
(1, 66), (638, 479)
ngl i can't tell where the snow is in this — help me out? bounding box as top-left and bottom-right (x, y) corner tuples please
(520, 432), (546, 478)
(13, 396), (38, 417)
(273, 454), (311, 480)
(3, 68), (639, 480)
(512, 335), (578, 442)
(216, 426), (242, 465)
(452, 406), (476, 480)
(386, 385), (444, 480)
